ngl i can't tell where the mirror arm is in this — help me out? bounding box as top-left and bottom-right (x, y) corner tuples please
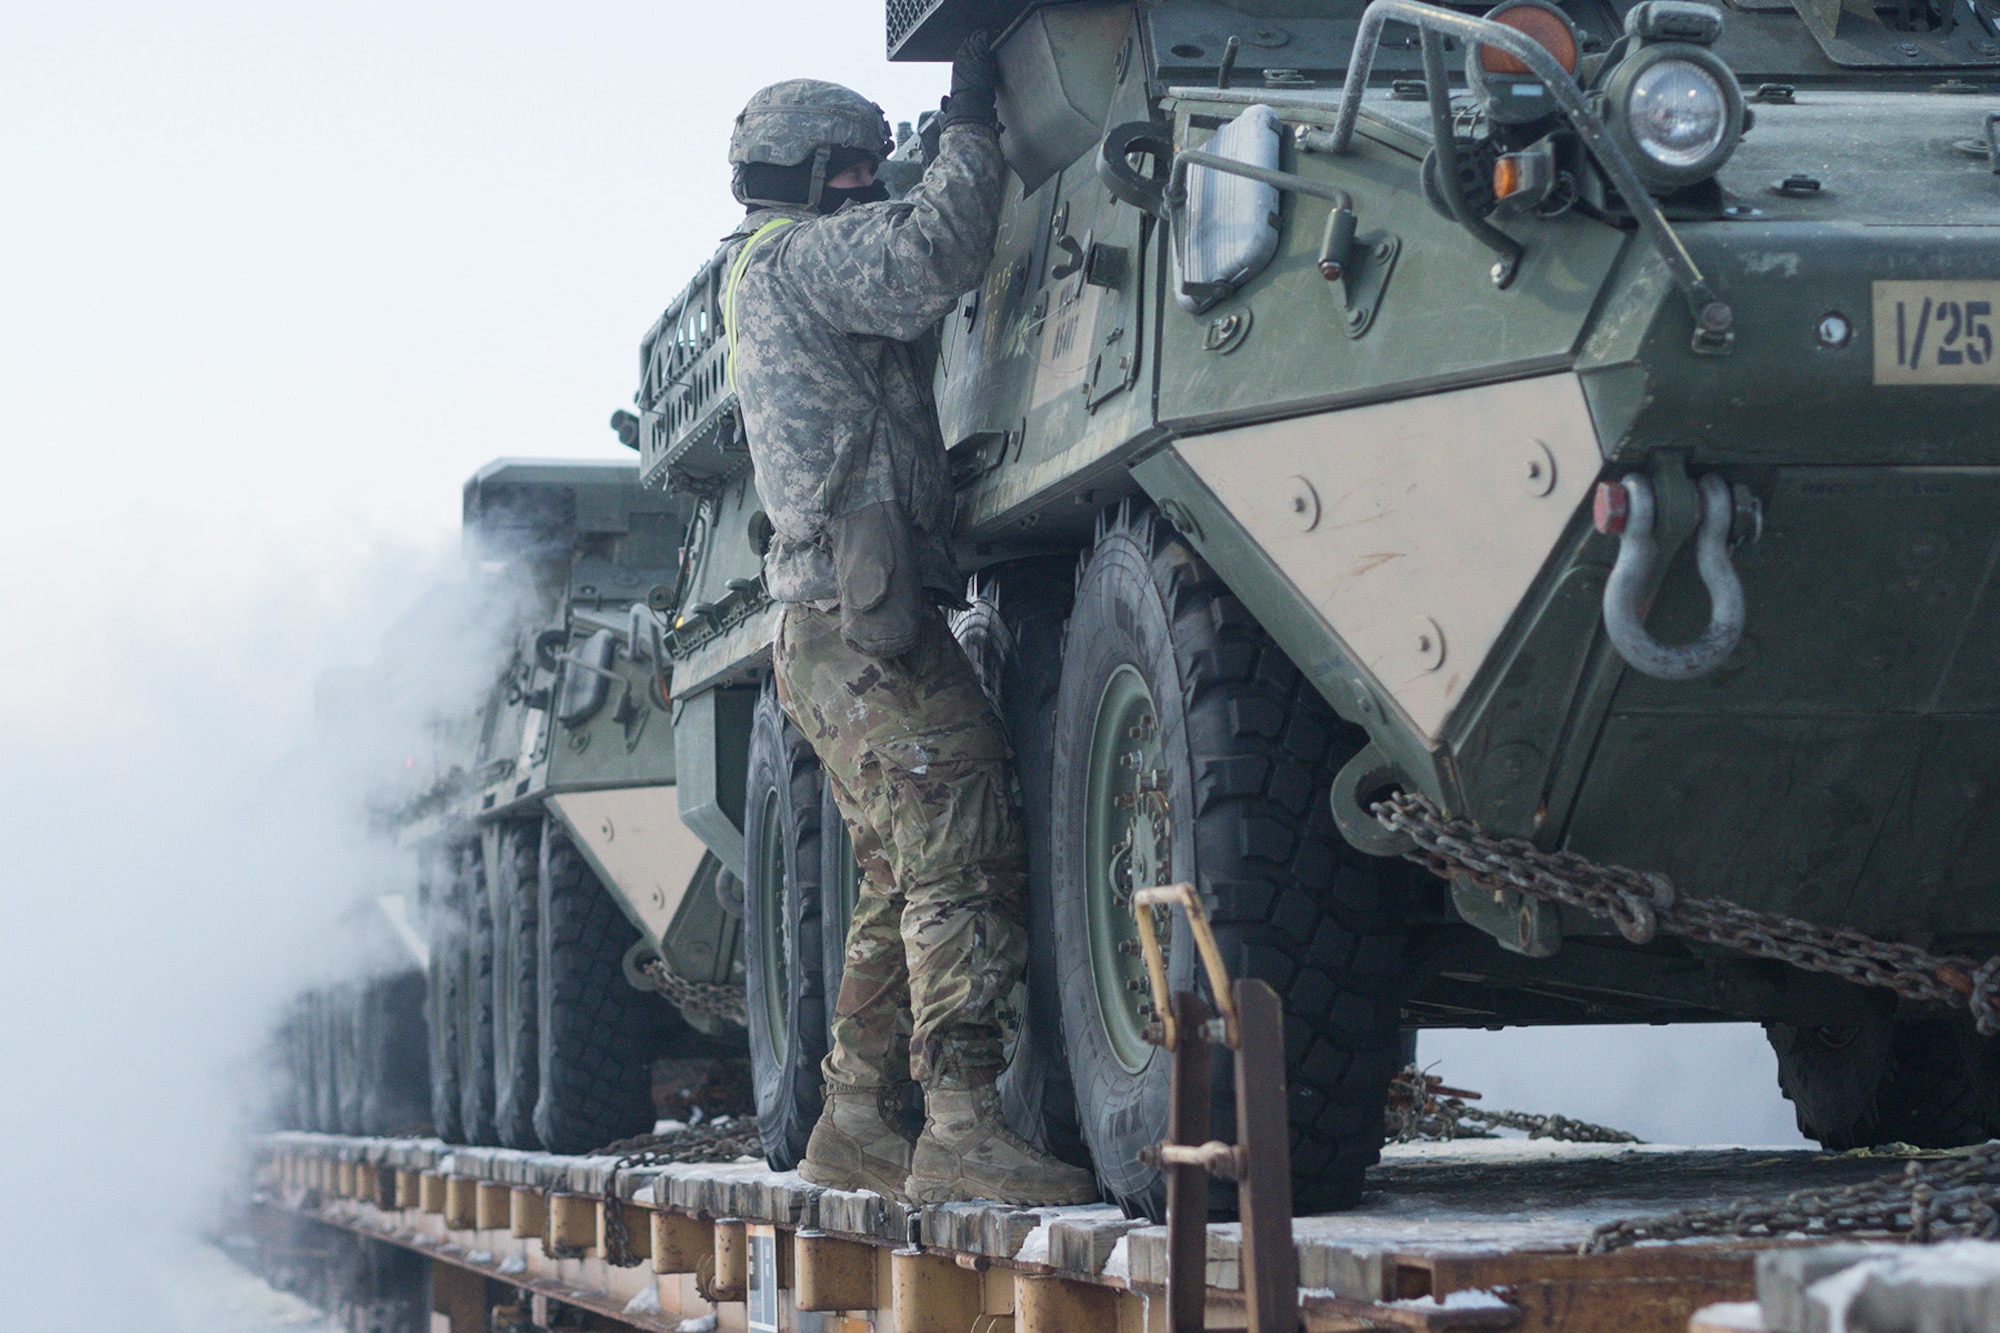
(1419, 27), (1523, 285)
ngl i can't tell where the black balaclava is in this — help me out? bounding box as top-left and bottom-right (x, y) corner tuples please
(741, 146), (887, 215)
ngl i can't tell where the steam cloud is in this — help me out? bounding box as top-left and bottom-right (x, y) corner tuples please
(0, 537), (515, 1329)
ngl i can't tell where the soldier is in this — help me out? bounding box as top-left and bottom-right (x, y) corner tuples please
(720, 38), (1097, 1207)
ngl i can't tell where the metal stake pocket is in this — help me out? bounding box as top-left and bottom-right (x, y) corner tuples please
(1132, 883), (1300, 1333)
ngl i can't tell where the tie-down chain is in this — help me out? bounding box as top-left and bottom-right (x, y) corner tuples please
(1371, 792), (2000, 1036)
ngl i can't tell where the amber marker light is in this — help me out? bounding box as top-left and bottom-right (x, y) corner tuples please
(1480, 0), (1581, 76)
(1493, 155), (1525, 201)
(1469, 2), (1582, 125)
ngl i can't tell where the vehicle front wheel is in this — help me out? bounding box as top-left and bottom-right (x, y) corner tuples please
(1768, 1012), (2000, 1149)
(460, 846), (498, 1146)
(492, 822), (540, 1148)
(423, 853), (466, 1142)
(332, 983), (364, 1136)
(1051, 501), (1408, 1219)
(534, 818), (674, 1152)
(743, 680), (829, 1170)
(356, 970), (431, 1136)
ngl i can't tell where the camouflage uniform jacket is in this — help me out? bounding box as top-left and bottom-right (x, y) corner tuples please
(724, 122), (1004, 604)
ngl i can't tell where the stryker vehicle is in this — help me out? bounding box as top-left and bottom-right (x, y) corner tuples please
(283, 460), (738, 1155)
(621, 0), (2000, 1219)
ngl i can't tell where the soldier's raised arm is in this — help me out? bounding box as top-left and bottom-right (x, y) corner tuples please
(778, 33), (1006, 341)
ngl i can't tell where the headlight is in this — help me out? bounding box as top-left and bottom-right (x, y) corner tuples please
(1604, 44), (1744, 191)
(1629, 60), (1727, 168)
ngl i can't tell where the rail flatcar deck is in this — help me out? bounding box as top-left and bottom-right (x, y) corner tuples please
(253, 1132), (1940, 1333)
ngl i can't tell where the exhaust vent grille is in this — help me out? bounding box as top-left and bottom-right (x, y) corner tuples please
(886, 0), (1034, 61)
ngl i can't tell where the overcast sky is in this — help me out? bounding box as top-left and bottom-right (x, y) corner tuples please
(0, 1), (951, 732)
(0, 5), (1803, 1323)
(0, 7), (951, 1322)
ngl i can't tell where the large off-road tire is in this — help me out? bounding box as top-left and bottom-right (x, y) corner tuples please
(492, 823), (541, 1149)
(285, 997), (317, 1132)
(424, 860), (466, 1142)
(311, 989), (340, 1133)
(744, 680), (829, 1170)
(1768, 1013), (2000, 1149)
(460, 847), (499, 1146)
(1052, 501), (1408, 1219)
(357, 970), (432, 1136)
(534, 819), (671, 1152)
(819, 790), (859, 1036)
(951, 562), (1091, 1168)
(332, 984), (365, 1135)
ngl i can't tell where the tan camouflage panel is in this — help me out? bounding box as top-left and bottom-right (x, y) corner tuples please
(773, 604), (1027, 1089)
(722, 122), (1005, 605)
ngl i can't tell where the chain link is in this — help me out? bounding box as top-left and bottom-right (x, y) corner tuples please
(1587, 1145), (2000, 1253)
(1385, 1067), (1642, 1145)
(639, 957), (747, 1027)
(1373, 793), (2000, 1035)
(596, 1121), (764, 1267)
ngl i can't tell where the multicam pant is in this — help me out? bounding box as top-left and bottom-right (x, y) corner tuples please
(772, 603), (1028, 1090)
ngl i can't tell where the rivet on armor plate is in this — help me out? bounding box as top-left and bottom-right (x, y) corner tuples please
(1411, 616), (1446, 672)
(1521, 441), (1558, 497)
(1284, 475), (1320, 530)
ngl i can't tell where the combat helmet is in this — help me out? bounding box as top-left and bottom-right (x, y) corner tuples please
(730, 79), (894, 211)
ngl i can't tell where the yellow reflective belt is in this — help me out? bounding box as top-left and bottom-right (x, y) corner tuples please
(724, 217), (797, 393)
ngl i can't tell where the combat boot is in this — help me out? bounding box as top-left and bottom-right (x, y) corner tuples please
(906, 1071), (1099, 1205)
(798, 1082), (916, 1201)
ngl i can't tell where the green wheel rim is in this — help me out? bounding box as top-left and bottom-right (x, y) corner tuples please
(754, 787), (790, 1052)
(1084, 663), (1166, 1074)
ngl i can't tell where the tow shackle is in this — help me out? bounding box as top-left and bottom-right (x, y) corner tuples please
(1593, 472), (1751, 681)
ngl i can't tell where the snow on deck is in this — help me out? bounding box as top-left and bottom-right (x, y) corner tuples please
(266, 1132), (1924, 1300)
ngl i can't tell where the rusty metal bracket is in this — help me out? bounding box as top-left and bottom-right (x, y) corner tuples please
(1134, 884), (1300, 1333)
(1133, 882), (1240, 1049)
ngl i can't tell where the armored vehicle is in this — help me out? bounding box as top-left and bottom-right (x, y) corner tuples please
(623, 0), (2000, 1218)
(284, 460), (740, 1154)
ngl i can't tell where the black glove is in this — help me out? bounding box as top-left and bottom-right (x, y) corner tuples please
(936, 29), (999, 132)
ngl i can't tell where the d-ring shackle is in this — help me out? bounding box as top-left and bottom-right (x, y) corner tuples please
(1596, 472), (1746, 681)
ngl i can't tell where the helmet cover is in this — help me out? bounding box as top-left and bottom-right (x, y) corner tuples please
(729, 79), (893, 170)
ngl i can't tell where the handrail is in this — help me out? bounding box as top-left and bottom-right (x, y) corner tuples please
(1319, 0), (1733, 349)
(1419, 25), (1524, 283)
(1167, 147), (1353, 207)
